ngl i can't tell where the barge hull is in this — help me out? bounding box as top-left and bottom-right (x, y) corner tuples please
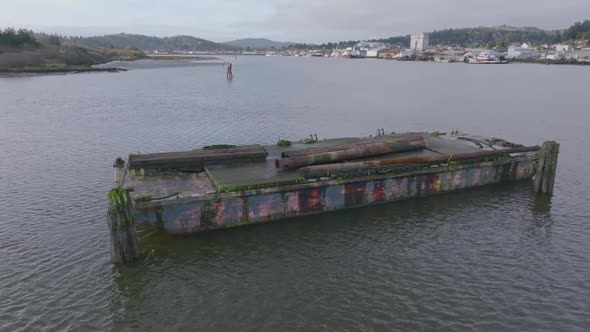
(134, 158), (535, 234)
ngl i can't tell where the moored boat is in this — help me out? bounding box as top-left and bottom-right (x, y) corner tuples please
(468, 51), (508, 64)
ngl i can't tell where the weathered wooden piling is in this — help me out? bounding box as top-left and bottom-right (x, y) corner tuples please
(533, 141), (559, 194)
(107, 187), (139, 263)
(113, 157), (125, 186)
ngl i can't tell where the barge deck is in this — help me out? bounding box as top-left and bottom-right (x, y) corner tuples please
(115, 132), (550, 236)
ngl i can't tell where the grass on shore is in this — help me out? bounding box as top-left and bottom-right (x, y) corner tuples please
(0, 65), (125, 74)
(0, 42), (145, 73)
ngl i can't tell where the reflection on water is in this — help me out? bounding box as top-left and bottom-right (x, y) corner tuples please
(1, 56), (589, 331)
(532, 192), (553, 214)
(111, 183), (569, 331)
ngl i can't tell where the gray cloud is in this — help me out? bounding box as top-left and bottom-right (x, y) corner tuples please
(2, 0), (588, 42)
(268, 0), (590, 42)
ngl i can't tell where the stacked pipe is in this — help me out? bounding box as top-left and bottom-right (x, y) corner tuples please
(275, 135), (425, 170)
(299, 145), (541, 178)
(281, 134), (423, 158)
(129, 145), (268, 170)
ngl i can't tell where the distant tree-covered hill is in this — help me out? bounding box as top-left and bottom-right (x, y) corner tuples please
(368, 26), (555, 48)
(63, 33), (238, 52)
(6, 19), (587, 60)
(296, 26), (565, 50)
(223, 38), (291, 50)
(428, 26), (554, 48)
(0, 28), (40, 49)
(324, 21), (589, 49)
(557, 20), (590, 43)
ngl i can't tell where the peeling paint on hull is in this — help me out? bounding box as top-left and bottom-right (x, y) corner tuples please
(135, 159), (535, 234)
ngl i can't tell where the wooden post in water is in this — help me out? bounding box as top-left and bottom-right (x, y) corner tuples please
(107, 158), (139, 263)
(113, 157), (125, 187)
(533, 141), (559, 194)
(107, 187), (139, 263)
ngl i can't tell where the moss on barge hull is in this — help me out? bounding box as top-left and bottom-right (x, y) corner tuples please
(134, 158), (535, 234)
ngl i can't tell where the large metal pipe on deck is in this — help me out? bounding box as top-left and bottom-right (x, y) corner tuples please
(275, 139), (425, 170)
(129, 145), (268, 170)
(281, 134), (424, 158)
(300, 145), (541, 178)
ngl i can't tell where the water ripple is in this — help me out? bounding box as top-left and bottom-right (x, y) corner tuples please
(1, 57), (589, 331)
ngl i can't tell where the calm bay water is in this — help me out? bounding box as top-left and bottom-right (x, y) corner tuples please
(1, 56), (589, 331)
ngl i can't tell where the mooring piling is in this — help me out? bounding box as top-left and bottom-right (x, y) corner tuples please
(113, 157), (125, 187)
(107, 182), (139, 263)
(533, 141), (559, 194)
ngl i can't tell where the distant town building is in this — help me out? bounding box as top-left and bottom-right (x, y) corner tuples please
(546, 52), (565, 61)
(355, 41), (386, 49)
(555, 44), (573, 52)
(378, 48), (401, 59)
(410, 33), (429, 51)
(398, 49), (417, 58)
(573, 49), (590, 62)
(444, 49), (466, 57)
(354, 41), (386, 58)
(507, 46), (540, 59)
(434, 49), (466, 62)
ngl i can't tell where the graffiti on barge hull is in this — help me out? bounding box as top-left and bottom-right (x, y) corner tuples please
(134, 160), (535, 234)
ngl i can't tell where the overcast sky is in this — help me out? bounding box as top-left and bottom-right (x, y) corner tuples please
(2, 0), (588, 42)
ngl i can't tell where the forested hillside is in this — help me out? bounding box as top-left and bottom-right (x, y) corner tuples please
(64, 33), (238, 52)
(319, 20), (590, 49)
(0, 28), (145, 72)
(557, 20), (590, 43)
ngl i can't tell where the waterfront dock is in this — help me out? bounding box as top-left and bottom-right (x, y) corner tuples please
(107, 131), (557, 262)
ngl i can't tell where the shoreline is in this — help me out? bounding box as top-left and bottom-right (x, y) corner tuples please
(0, 66), (127, 75)
(147, 55), (221, 61)
(2, 55), (588, 75)
(507, 58), (590, 65)
(0, 56), (225, 75)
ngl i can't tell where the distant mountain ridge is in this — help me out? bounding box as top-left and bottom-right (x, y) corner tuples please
(64, 34), (291, 52)
(63, 33), (238, 52)
(50, 20), (589, 52)
(223, 38), (291, 50)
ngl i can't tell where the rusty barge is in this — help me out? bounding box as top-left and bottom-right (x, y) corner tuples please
(107, 131), (559, 263)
